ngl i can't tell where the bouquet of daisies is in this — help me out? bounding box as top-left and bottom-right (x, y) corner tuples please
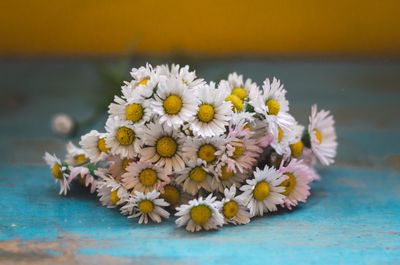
(44, 63), (337, 232)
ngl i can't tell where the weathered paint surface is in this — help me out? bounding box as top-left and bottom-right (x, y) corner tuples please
(0, 60), (399, 264)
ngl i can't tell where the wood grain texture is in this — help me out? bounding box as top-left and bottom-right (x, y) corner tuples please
(0, 59), (399, 264)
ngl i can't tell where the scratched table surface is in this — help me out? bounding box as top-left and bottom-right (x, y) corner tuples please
(0, 59), (399, 265)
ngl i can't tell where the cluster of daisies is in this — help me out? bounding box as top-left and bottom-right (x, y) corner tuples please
(44, 63), (337, 232)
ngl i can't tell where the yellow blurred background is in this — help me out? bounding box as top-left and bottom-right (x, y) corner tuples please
(1, 0), (400, 57)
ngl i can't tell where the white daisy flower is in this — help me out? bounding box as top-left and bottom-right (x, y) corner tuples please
(96, 169), (129, 208)
(278, 159), (315, 210)
(119, 194), (136, 216)
(160, 184), (184, 208)
(154, 64), (170, 76)
(151, 76), (198, 129)
(217, 185), (251, 225)
(121, 161), (170, 193)
(105, 117), (141, 159)
(68, 166), (97, 193)
(79, 130), (109, 162)
(250, 77), (288, 113)
(270, 122), (297, 157)
(160, 184), (194, 208)
(223, 124), (263, 173)
(106, 155), (135, 181)
(228, 73), (257, 98)
(288, 123), (305, 159)
(140, 121), (186, 174)
(239, 165), (287, 216)
(127, 190), (170, 224)
(219, 72), (258, 112)
(108, 95), (152, 125)
(190, 82), (232, 137)
(182, 136), (225, 167)
(252, 119), (272, 148)
(156, 64), (205, 89)
(229, 111), (256, 129)
(130, 63), (154, 84)
(308, 105), (337, 166)
(65, 142), (89, 166)
(175, 159), (213, 195)
(175, 194), (224, 232)
(121, 63), (159, 99)
(211, 161), (248, 192)
(43, 152), (69, 195)
(249, 77), (295, 138)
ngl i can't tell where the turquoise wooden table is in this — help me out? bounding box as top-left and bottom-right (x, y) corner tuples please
(0, 59), (399, 264)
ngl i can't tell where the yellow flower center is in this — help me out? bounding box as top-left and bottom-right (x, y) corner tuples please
(137, 78), (149, 86)
(243, 123), (254, 131)
(97, 138), (109, 153)
(266, 98), (280, 115)
(121, 158), (131, 172)
(278, 127), (284, 142)
(51, 163), (63, 180)
(253, 181), (270, 201)
(232, 143), (246, 159)
(197, 104), (215, 123)
(74, 154), (88, 165)
(223, 200), (239, 219)
(197, 144), (216, 163)
(314, 129), (323, 144)
(116, 127), (135, 146)
(280, 173), (297, 196)
(138, 168), (158, 187)
(189, 166), (207, 183)
(232, 87), (247, 100)
(226, 94), (243, 112)
(220, 165), (234, 181)
(125, 103), (144, 122)
(138, 200), (154, 214)
(290, 140), (304, 158)
(163, 95), (183, 115)
(110, 189), (119, 205)
(190, 205), (212, 225)
(162, 184), (180, 206)
(156, 136), (177, 158)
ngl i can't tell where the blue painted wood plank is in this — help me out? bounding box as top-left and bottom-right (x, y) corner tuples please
(0, 59), (399, 264)
(0, 165), (399, 264)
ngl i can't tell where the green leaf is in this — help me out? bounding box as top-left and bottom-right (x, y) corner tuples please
(301, 130), (311, 148)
